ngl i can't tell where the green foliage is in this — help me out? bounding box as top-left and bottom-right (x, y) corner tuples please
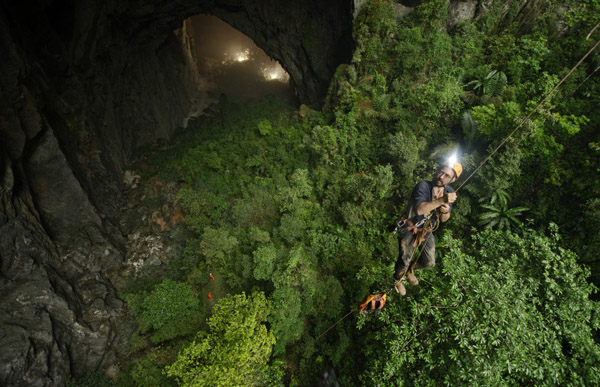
(126, 279), (201, 345)
(165, 292), (279, 386)
(504, 36), (550, 84)
(231, 180), (278, 228)
(127, 346), (178, 387)
(277, 168), (314, 213)
(463, 68), (508, 97)
(199, 227), (239, 268)
(478, 203), (529, 229)
(469, 102), (521, 143)
(563, 0), (600, 27)
(177, 187), (228, 233)
(257, 118), (272, 136)
(358, 227), (600, 385)
(138, 280), (198, 331)
(352, 0), (398, 75)
(576, 198), (600, 266)
(387, 129), (420, 181)
(304, 123), (354, 168)
(478, 188), (529, 229)
(270, 286), (304, 354)
(252, 244), (278, 280)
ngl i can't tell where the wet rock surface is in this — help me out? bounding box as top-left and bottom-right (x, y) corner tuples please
(0, 180), (125, 386)
(118, 169), (187, 283)
(0, 2), (194, 384)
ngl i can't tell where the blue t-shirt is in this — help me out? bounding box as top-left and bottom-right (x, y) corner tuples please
(406, 181), (454, 225)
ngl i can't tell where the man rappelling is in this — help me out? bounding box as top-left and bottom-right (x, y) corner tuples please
(392, 159), (462, 296)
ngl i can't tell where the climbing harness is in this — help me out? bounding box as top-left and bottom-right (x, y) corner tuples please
(392, 208), (441, 235)
(354, 202), (443, 320)
(391, 215), (428, 233)
(393, 216), (436, 290)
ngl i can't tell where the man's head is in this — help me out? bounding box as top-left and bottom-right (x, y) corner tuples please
(434, 162), (462, 187)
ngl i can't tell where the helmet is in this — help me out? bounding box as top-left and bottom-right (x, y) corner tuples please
(441, 162), (462, 179)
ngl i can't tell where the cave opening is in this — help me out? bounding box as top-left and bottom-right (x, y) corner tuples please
(180, 14), (298, 124)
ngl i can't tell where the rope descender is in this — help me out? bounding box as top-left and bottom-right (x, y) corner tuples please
(358, 293), (387, 315)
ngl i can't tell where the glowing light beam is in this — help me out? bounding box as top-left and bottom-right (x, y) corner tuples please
(447, 151), (458, 166)
(236, 51), (249, 62)
(261, 64), (289, 82)
(222, 48), (251, 64)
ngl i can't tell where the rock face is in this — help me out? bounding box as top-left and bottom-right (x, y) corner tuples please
(447, 0), (478, 30)
(0, 0), (353, 385)
(206, 0), (354, 106)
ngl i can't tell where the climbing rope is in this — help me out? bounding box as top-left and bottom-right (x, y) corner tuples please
(456, 28), (600, 193)
(315, 309), (356, 341)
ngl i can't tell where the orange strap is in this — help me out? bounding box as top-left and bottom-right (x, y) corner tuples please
(358, 293), (387, 314)
(406, 219), (430, 247)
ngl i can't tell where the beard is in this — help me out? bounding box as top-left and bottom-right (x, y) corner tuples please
(433, 177), (445, 187)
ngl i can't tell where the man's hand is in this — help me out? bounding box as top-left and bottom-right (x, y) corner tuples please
(444, 192), (457, 204)
(439, 194), (456, 222)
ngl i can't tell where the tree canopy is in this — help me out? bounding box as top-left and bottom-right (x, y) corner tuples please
(165, 292), (278, 386)
(359, 226), (600, 386)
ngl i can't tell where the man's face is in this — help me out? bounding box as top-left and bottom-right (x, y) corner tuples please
(434, 166), (455, 187)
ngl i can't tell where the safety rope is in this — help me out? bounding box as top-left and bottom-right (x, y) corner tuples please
(314, 309), (356, 341)
(456, 28), (600, 193)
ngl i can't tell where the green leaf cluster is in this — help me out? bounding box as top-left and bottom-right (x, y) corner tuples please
(165, 292), (278, 386)
(478, 188), (529, 229)
(126, 279), (201, 345)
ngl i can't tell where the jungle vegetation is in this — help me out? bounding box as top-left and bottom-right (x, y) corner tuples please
(73, 1), (600, 385)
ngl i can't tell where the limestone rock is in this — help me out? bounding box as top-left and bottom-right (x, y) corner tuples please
(447, 0), (478, 30)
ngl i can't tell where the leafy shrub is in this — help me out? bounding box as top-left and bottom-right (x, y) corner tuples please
(199, 227), (239, 268)
(358, 227), (600, 385)
(165, 292), (279, 386)
(257, 118), (272, 136)
(128, 346), (178, 387)
(126, 279), (201, 345)
(252, 244), (278, 280)
(177, 187), (228, 233)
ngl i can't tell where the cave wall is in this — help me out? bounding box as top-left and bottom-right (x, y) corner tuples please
(0, 0), (353, 385)
(0, 1), (198, 385)
(119, 0), (355, 105)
